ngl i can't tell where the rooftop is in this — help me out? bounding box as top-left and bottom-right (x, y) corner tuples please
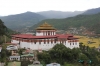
(36, 22), (56, 30)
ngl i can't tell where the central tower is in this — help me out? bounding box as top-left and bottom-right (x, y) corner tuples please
(36, 22), (56, 36)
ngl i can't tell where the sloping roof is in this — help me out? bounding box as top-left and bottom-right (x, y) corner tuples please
(56, 34), (73, 38)
(12, 34), (57, 39)
(21, 54), (34, 57)
(36, 22), (56, 30)
(33, 61), (40, 64)
(46, 63), (60, 66)
(12, 34), (79, 40)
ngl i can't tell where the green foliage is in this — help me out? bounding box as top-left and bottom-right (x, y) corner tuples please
(31, 13), (100, 34)
(38, 52), (51, 64)
(0, 19), (7, 36)
(21, 60), (32, 66)
(0, 47), (7, 62)
(37, 44), (81, 65)
(18, 48), (26, 55)
(79, 53), (89, 61)
(37, 44), (100, 65)
(0, 19), (15, 44)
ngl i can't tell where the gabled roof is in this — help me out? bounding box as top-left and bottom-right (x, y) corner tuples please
(21, 54), (34, 57)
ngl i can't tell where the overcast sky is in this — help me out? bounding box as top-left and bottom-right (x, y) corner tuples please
(0, 0), (100, 16)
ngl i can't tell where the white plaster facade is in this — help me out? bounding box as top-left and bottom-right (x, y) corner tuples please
(11, 39), (79, 50)
(36, 30), (56, 36)
(11, 22), (79, 50)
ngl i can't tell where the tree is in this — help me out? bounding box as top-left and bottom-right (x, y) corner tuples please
(49, 44), (68, 64)
(37, 51), (51, 64)
(0, 19), (7, 45)
(0, 19), (7, 36)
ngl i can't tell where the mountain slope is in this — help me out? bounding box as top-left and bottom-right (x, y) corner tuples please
(0, 12), (46, 30)
(30, 13), (100, 34)
(37, 10), (84, 19)
(82, 7), (100, 15)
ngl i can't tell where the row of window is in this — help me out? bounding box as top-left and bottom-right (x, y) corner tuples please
(10, 58), (20, 60)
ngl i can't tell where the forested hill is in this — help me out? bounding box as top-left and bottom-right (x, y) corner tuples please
(30, 12), (100, 34)
(37, 10), (84, 19)
(82, 7), (100, 15)
(0, 12), (46, 30)
(0, 19), (7, 36)
(0, 19), (15, 36)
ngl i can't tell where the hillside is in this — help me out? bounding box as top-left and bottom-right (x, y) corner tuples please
(0, 12), (46, 30)
(30, 13), (100, 34)
(0, 19), (14, 43)
(37, 10), (84, 19)
(82, 7), (100, 15)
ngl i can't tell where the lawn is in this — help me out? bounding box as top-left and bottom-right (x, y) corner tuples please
(8, 62), (21, 66)
(76, 35), (100, 48)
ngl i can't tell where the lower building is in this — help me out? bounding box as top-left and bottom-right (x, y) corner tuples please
(9, 56), (20, 61)
(46, 63), (60, 66)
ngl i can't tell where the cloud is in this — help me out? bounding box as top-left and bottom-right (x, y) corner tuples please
(0, 0), (100, 16)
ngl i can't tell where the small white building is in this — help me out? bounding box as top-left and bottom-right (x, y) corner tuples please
(9, 56), (20, 61)
(46, 63), (60, 66)
(6, 45), (18, 50)
(11, 22), (79, 50)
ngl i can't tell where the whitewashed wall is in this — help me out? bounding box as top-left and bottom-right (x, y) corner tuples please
(11, 39), (79, 50)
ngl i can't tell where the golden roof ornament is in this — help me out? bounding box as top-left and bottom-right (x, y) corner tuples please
(36, 22), (56, 30)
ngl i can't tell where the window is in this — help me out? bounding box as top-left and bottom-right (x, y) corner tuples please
(47, 39), (49, 44)
(54, 39), (56, 43)
(39, 40), (41, 44)
(44, 39), (46, 44)
(76, 43), (77, 45)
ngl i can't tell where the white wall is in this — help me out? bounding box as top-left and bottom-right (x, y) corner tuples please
(36, 32), (43, 36)
(36, 31), (56, 36)
(11, 39), (79, 50)
(11, 40), (19, 44)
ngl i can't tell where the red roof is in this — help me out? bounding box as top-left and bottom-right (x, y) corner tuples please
(12, 34), (57, 39)
(11, 34), (78, 39)
(56, 34), (73, 39)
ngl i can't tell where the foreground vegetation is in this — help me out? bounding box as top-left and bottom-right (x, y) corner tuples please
(0, 19), (15, 65)
(37, 44), (100, 66)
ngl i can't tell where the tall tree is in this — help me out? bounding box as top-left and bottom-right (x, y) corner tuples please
(0, 19), (6, 36)
(0, 19), (7, 44)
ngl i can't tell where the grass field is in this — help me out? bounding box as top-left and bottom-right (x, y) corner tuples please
(8, 62), (21, 66)
(76, 35), (100, 48)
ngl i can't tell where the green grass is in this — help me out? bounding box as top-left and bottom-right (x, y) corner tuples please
(8, 62), (21, 66)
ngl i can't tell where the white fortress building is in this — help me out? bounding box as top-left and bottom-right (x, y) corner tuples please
(11, 22), (79, 50)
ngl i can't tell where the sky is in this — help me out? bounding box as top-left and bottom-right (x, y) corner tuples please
(0, 0), (100, 16)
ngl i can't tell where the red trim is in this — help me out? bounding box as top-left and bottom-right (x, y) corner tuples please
(11, 34), (78, 42)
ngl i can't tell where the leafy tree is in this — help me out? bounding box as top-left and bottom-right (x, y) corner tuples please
(0, 19), (7, 45)
(38, 52), (51, 64)
(0, 19), (7, 36)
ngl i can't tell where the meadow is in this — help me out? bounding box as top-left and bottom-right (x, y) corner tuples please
(76, 35), (100, 48)
(8, 62), (21, 66)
